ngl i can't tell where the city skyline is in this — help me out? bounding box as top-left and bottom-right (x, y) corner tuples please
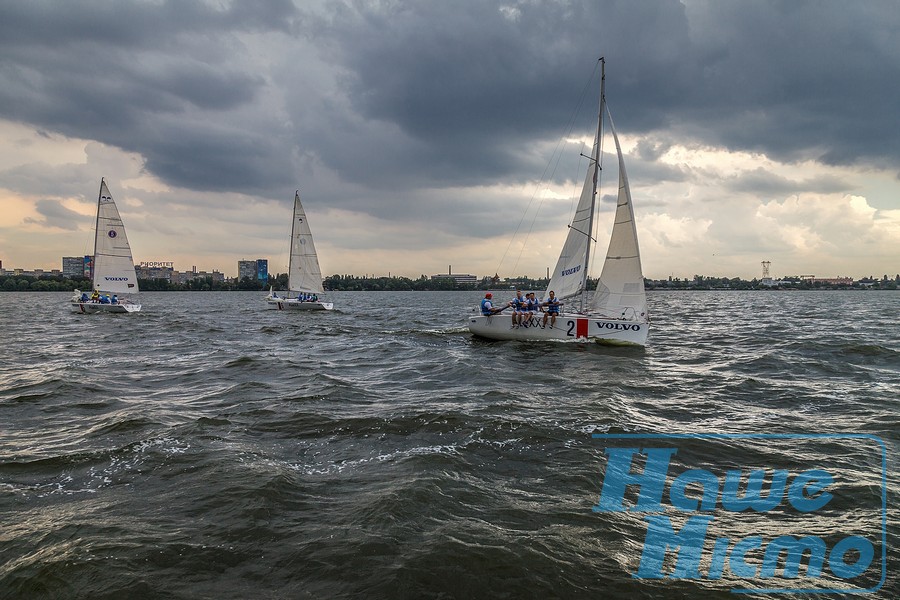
(1, 254), (894, 284)
(0, 2), (898, 280)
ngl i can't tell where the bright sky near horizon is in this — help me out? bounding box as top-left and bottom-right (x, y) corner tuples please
(1, 0), (898, 280)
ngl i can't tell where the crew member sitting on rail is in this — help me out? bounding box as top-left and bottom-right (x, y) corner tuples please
(542, 290), (563, 328)
(480, 292), (502, 315)
(526, 292), (542, 321)
(509, 290), (527, 327)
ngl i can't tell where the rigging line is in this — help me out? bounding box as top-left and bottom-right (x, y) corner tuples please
(495, 61), (602, 278)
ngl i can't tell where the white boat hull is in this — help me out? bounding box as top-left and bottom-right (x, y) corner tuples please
(468, 313), (648, 346)
(71, 301), (141, 314)
(265, 297), (333, 311)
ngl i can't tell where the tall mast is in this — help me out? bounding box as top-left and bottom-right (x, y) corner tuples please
(92, 178), (103, 289)
(289, 191), (299, 291)
(580, 57), (605, 311)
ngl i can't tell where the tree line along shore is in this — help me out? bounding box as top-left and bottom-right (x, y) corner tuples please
(2, 273), (898, 292)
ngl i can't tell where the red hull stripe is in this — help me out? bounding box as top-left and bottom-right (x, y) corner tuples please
(576, 318), (588, 338)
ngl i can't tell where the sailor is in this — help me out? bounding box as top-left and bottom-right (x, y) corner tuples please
(90, 290), (100, 302)
(509, 290), (527, 327)
(480, 292), (502, 315)
(525, 292), (541, 324)
(111, 294), (118, 304)
(80, 292), (89, 302)
(542, 290), (563, 328)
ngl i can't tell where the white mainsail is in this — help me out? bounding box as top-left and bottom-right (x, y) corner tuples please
(92, 179), (139, 294)
(590, 107), (647, 321)
(288, 191), (324, 294)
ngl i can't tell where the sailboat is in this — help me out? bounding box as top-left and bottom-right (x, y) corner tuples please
(71, 178), (141, 313)
(265, 191), (333, 311)
(469, 58), (649, 345)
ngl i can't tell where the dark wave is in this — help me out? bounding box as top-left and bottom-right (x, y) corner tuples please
(0, 290), (896, 598)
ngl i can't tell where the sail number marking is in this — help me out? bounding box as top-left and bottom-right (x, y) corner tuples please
(566, 319), (589, 338)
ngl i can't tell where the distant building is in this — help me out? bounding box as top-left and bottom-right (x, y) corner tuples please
(431, 273), (477, 286)
(1, 267), (61, 277)
(173, 267), (225, 284)
(136, 264), (174, 282)
(809, 277), (853, 286)
(62, 256), (85, 278)
(238, 259), (268, 282)
(430, 265), (477, 286)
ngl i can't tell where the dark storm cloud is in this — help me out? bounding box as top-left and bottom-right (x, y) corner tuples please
(0, 0), (897, 203)
(0, 0), (296, 47)
(672, 1), (900, 167)
(290, 0), (900, 202)
(24, 199), (83, 230)
(301, 0), (692, 190)
(725, 169), (853, 197)
(0, 0), (296, 193)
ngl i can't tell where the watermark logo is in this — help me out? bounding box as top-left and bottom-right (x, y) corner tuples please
(591, 433), (886, 594)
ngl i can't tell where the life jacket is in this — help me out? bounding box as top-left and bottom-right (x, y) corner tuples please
(546, 298), (560, 314)
(480, 298), (493, 315)
(512, 296), (526, 310)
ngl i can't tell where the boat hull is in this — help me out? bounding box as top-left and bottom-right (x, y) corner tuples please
(265, 298), (334, 311)
(468, 313), (648, 346)
(71, 301), (141, 314)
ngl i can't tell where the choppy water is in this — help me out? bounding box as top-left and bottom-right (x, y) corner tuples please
(1, 290), (897, 599)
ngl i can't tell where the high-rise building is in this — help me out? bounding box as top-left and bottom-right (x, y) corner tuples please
(62, 256), (84, 278)
(238, 259), (268, 282)
(256, 259), (268, 282)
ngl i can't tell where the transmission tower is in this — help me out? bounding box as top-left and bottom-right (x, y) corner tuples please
(761, 261), (771, 278)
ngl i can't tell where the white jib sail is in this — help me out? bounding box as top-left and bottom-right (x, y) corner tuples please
(92, 179), (139, 294)
(288, 191), (324, 294)
(546, 125), (600, 301)
(591, 107), (647, 321)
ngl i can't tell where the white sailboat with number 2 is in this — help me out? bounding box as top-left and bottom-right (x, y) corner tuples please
(469, 59), (649, 345)
(266, 191), (333, 311)
(71, 178), (141, 314)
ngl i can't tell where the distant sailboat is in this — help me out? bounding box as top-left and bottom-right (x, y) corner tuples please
(266, 191), (333, 311)
(71, 178), (141, 313)
(469, 58), (649, 345)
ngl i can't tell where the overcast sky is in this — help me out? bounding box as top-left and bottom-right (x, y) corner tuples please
(1, 0), (898, 280)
